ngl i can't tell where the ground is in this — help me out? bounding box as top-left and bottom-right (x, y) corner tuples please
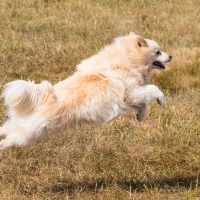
(0, 0), (200, 199)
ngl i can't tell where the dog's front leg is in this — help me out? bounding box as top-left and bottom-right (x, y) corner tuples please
(129, 84), (164, 105)
(127, 85), (164, 121)
(136, 103), (146, 122)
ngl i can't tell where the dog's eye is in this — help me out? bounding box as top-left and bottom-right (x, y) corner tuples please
(156, 51), (161, 56)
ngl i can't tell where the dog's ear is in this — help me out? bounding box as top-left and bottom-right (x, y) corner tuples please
(129, 32), (137, 36)
(137, 35), (148, 48)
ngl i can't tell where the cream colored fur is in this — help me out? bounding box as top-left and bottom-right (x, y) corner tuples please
(0, 32), (172, 150)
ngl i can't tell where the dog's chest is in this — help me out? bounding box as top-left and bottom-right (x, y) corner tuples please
(138, 66), (152, 85)
(142, 72), (151, 84)
(130, 67), (152, 85)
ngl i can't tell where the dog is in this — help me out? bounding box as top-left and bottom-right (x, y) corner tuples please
(0, 32), (172, 150)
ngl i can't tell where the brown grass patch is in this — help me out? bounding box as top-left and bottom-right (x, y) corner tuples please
(0, 0), (200, 199)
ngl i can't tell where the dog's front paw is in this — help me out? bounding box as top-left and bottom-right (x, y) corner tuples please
(157, 92), (164, 106)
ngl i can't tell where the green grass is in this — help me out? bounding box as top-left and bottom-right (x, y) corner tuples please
(0, 0), (200, 199)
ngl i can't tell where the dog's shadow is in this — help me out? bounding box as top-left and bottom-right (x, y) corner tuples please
(43, 175), (199, 194)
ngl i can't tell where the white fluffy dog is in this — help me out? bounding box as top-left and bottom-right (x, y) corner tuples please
(0, 32), (172, 150)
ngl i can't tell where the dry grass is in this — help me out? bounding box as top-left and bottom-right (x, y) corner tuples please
(0, 0), (200, 199)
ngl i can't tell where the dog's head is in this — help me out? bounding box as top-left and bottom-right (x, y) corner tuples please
(118, 32), (172, 70)
(143, 37), (172, 70)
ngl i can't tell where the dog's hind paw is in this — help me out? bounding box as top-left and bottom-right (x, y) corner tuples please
(0, 136), (16, 151)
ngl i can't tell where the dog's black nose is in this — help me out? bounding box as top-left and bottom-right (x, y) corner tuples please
(169, 55), (172, 61)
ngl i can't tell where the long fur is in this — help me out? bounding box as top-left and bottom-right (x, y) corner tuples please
(0, 32), (172, 150)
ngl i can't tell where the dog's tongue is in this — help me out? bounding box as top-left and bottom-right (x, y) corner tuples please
(153, 61), (165, 69)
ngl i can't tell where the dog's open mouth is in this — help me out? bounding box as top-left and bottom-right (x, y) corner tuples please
(153, 61), (165, 69)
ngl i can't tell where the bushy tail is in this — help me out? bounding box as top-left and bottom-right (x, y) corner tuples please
(1, 80), (52, 114)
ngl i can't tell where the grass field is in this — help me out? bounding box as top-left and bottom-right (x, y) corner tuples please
(0, 0), (200, 199)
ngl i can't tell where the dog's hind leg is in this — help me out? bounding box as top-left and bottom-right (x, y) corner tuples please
(0, 123), (29, 150)
(0, 125), (9, 137)
(0, 129), (5, 137)
(0, 134), (28, 151)
(0, 121), (15, 137)
(0, 136), (15, 150)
